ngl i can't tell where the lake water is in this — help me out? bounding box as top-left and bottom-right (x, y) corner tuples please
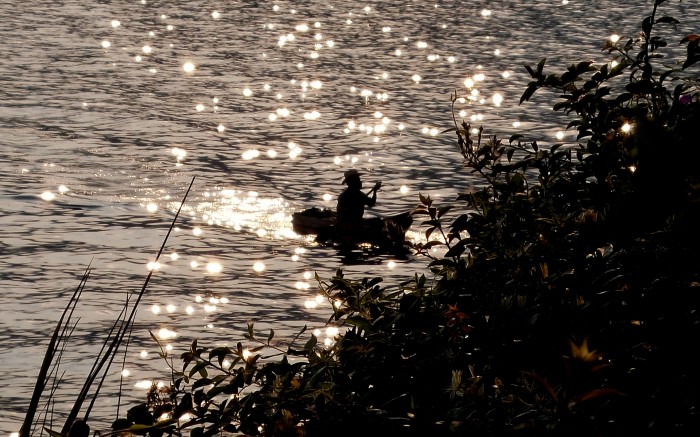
(1, 0), (697, 433)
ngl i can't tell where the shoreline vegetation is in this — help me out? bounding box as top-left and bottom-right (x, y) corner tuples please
(21, 1), (699, 436)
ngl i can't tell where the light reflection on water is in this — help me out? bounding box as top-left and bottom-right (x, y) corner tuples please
(1, 0), (698, 432)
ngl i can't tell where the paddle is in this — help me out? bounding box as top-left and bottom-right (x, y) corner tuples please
(367, 181), (382, 196)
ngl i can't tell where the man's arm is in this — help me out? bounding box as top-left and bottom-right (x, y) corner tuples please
(365, 181), (381, 207)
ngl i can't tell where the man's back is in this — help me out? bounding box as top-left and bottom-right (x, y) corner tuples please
(337, 187), (369, 222)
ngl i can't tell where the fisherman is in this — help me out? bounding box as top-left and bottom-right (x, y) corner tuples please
(337, 169), (382, 223)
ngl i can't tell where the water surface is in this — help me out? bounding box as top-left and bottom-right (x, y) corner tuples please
(1, 0), (697, 433)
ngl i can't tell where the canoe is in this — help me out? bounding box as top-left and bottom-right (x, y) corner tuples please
(292, 207), (413, 250)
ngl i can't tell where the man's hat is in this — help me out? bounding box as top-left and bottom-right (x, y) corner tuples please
(342, 169), (361, 184)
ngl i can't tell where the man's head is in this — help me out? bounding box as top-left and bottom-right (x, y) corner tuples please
(342, 169), (362, 187)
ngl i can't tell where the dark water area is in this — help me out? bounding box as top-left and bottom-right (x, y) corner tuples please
(1, 0), (698, 433)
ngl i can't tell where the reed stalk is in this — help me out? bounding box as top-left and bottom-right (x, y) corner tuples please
(20, 176), (196, 437)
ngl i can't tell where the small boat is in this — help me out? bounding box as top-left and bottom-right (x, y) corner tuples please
(292, 207), (413, 251)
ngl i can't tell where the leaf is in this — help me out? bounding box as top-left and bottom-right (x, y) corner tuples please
(189, 361), (209, 378)
(304, 335), (318, 352)
(567, 120), (582, 129)
(43, 428), (66, 437)
(680, 34), (700, 44)
(553, 101), (570, 112)
(509, 134), (524, 144)
(410, 208), (430, 216)
(267, 329), (275, 344)
(209, 347), (231, 366)
(437, 205), (453, 219)
(682, 54), (700, 70)
(129, 419), (178, 434)
(520, 85), (538, 104)
(420, 240), (445, 250)
(655, 16), (679, 25)
(536, 58), (546, 75)
(345, 315), (372, 332)
(192, 377), (212, 391)
(418, 192), (431, 206)
(524, 64), (536, 78)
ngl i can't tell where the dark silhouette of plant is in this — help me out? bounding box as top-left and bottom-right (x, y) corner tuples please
(22, 177), (195, 437)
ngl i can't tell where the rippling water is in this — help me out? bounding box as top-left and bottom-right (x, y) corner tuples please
(1, 0), (697, 433)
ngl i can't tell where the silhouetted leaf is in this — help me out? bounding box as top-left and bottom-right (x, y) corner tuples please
(520, 85), (538, 104)
(655, 16), (679, 25)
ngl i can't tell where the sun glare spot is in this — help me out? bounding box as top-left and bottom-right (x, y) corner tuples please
(243, 88), (253, 97)
(610, 34), (620, 44)
(151, 304), (161, 314)
(303, 110), (321, 120)
(183, 62), (195, 73)
(206, 262), (223, 273)
(411, 74), (421, 83)
(147, 261), (161, 271)
(556, 131), (565, 140)
(211, 11), (221, 19)
(492, 93), (503, 107)
(158, 328), (177, 340)
(146, 203), (158, 213)
(242, 149), (260, 160)
(253, 262), (266, 272)
(621, 123), (632, 133)
(481, 9), (492, 17)
(135, 380), (152, 389)
(192, 227), (202, 236)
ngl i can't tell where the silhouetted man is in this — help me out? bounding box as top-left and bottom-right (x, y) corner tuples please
(337, 169), (381, 223)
